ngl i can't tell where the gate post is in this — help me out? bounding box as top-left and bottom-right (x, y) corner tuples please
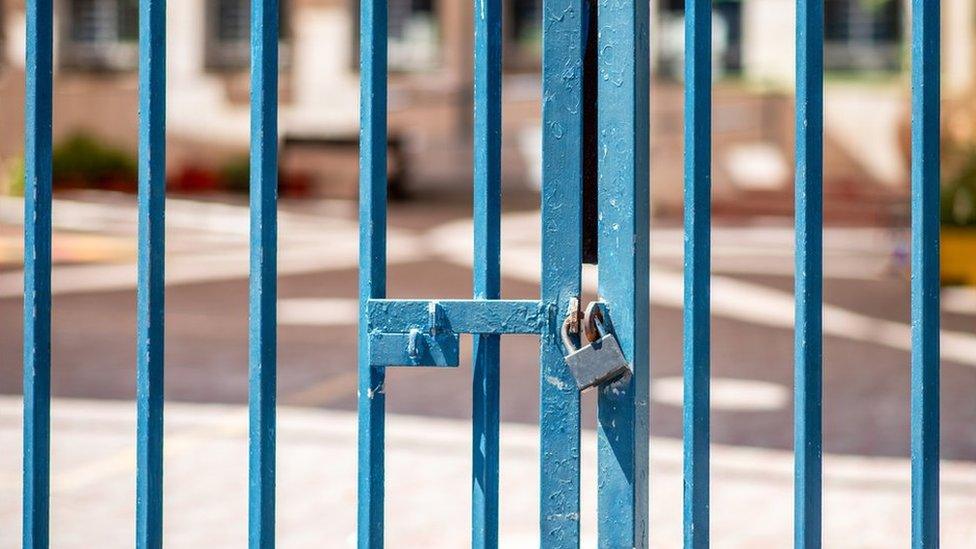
(539, 0), (584, 543)
(23, 0), (53, 545)
(910, 0), (941, 546)
(357, 0), (388, 544)
(596, 0), (650, 546)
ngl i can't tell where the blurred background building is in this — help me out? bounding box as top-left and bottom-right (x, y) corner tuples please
(2, 4), (976, 544)
(0, 0), (975, 215)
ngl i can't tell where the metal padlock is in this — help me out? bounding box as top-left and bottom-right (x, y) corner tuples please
(561, 308), (630, 391)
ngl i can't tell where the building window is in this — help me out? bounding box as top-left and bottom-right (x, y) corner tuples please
(506, 0), (541, 69)
(388, 0), (438, 71)
(205, 0), (291, 70)
(350, 0), (438, 72)
(61, 0), (138, 70)
(825, 0), (902, 72)
(656, 0), (742, 80)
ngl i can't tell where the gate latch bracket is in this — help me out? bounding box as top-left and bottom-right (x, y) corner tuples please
(368, 301), (460, 367)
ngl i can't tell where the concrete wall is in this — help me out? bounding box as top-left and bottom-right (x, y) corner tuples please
(741, 0), (795, 86)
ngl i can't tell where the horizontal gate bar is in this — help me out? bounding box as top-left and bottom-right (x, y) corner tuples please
(366, 299), (548, 335)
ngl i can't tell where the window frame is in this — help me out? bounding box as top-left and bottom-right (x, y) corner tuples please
(204, 0), (292, 72)
(59, 0), (139, 71)
(823, 0), (904, 73)
(504, 0), (542, 71)
(349, 0), (441, 74)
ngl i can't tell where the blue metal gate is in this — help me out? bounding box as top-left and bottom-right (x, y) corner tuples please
(358, 0), (649, 544)
(19, 0), (942, 548)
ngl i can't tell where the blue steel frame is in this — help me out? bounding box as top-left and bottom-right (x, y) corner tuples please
(682, 0), (710, 546)
(18, 0), (943, 547)
(472, 0), (502, 543)
(910, 0), (940, 546)
(795, 0), (824, 547)
(538, 0), (584, 543)
(358, 0), (387, 543)
(596, 0), (650, 544)
(249, 0), (280, 547)
(135, 0), (167, 546)
(23, 0), (53, 546)
(357, 0), (649, 545)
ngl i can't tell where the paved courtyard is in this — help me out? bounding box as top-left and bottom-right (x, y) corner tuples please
(0, 397), (974, 547)
(1, 192), (975, 546)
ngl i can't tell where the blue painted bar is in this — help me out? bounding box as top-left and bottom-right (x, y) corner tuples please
(367, 299), (545, 334)
(369, 332), (461, 367)
(471, 0), (502, 541)
(248, 0), (279, 546)
(596, 0), (650, 543)
(358, 0), (387, 541)
(910, 0), (940, 546)
(794, 0), (824, 546)
(136, 0), (167, 546)
(539, 0), (583, 543)
(23, 0), (53, 545)
(681, 1), (710, 547)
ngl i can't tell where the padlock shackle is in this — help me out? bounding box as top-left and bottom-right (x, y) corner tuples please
(582, 301), (607, 343)
(560, 315), (577, 355)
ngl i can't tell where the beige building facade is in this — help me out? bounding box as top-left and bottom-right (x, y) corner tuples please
(1, 0), (974, 213)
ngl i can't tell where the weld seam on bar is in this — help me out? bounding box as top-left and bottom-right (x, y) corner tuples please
(248, 0), (279, 546)
(23, 0), (53, 545)
(910, 0), (940, 546)
(367, 299), (545, 334)
(681, 0), (711, 547)
(794, 0), (824, 547)
(357, 0), (388, 542)
(135, 0), (167, 546)
(471, 0), (502, 543)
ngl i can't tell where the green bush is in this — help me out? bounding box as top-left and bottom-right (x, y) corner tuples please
(219, 155), (251, 194)
(52, 134), (137, 189)
(1, 156), (25, 196)
(942, 148), (976, 228)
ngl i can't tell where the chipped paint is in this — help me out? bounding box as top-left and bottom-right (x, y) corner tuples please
(366, 382), (384, 400)
(539, 0), (585, 543)
(545, 375), (571, 391)
(596, 0), (650, 541)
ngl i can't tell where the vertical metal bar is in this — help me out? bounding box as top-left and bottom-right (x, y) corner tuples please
(136, 0), (167, 546)
(794, 0), (823, 547)
(248, 0), (279, 546)
(595, 0), (650, 544)
(539, 0), (583, 543)
(910, 0), (940, 546)
(681, 1), (710, 547)
(358, 0), (387, 542)
(23, 0), (53, 545)
(471, 0), (502, 544)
